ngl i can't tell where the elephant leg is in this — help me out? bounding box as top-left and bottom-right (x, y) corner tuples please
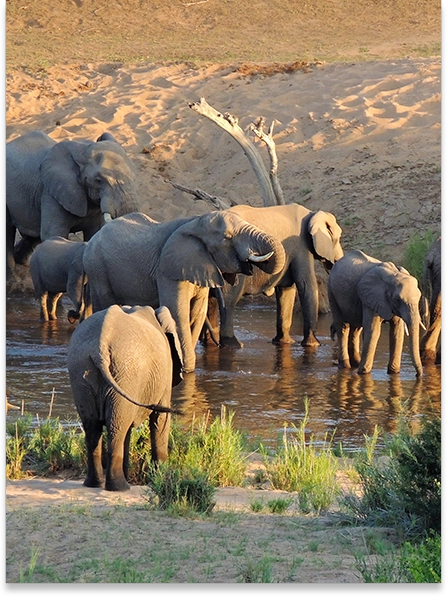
(13, 235), (40, 265)
(388, 316), (404, 374)
(348, 327), (362, 368)
(82, 418), (105, 488)
(39, 292), (50, 322)
(149, 410), (170, 463)
(273, 285), (296, 344)
(294, 264), (321, 347)
(190, 289), (210, 351)
(420, 293), (441, 364)
(200, 294), (220, 345)
(338, 323), (352, 369)
(219, 280), (245, 349)
(47, 292), (63, 320)
(6, 210), (16, 281)
(105, 423), (132, 491)
(358, 313), (382, 374)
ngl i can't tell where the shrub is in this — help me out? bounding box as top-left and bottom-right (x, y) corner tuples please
(401, 230), (437, 286)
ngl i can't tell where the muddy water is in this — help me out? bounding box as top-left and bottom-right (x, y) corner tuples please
(6, 295), (441, 452)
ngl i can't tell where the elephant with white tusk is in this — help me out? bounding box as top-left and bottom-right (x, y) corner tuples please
(328, 249), (424, 377)
(81, 210), (286, 373)
(67, 304), (184, 492)
(211, 203), (344, 349)
(6, 130), (139, 282)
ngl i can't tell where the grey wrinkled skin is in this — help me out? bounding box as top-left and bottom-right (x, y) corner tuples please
(82, 210), (286, 373)
(420, 236), (441, 365)
(6, 130), (139, 282)
(328, 249), (423, 377)
(29, 236), (87, 322)
(67, 304), (183, 492)
(212, 203), (344, 349)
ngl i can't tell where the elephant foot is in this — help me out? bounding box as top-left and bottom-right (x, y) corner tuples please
(338, 361), (351, 370)
(301, 336), (321, 348)
(272, 335), (295, 345)
(219, 335), (244, 349)
(421, 349), (438, 365)
(83, 476), (105, 489)
(105, 478), (131, 492)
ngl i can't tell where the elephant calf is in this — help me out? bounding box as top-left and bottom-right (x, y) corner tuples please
(328, 249), (423, 377)
(67, 304), (183, 492)
(29, 237), (87, 322)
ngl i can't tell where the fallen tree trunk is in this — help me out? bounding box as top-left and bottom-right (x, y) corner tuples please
(249, 117), (285, 205)
(170, 182), (234, 210)
(189, 97), (277, 207)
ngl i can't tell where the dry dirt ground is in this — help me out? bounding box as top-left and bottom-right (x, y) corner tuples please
(4, 0), (441, 585)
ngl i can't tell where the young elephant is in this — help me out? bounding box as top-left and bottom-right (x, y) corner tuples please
(29, 237), (87, 322)
(67, 304), (183, 492)
(328, 250), (423, 377)
(420, 236), (441, 365)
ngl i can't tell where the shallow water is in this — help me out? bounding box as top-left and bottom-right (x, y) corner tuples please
(6, 295), (441, 452)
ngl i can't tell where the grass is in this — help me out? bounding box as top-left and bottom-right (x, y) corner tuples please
(401, 230), (438, 286)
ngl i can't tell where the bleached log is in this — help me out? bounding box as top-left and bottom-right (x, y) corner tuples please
(249, 117), (285, 205)
(189, 98), (277, 207)
(171, 182), (234, 210)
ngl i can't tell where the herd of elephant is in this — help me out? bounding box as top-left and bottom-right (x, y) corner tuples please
(6, 130), (441, 492)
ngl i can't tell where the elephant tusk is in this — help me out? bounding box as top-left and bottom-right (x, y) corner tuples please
(249, 250), (274, 263)
(420, 321), (427, 331)
(404, 323), (409, 336)
(103, 212), (113, 223)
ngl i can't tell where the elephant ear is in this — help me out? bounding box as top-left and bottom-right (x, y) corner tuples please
(357, 263), (394, 321)
(159, 224), (225, 288)
(40, 141), (90, 217)
(96, 131), (119, 144)
(155, 306), (184, 386)
(308, 211), (339, 263)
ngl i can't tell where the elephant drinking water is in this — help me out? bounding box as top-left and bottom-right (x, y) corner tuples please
(82, 211), (286, 373)
(328, 249), (424, 377)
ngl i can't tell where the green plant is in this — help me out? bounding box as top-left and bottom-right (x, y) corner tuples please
(342, 415), (441, 541)
(401, 230), (437, 286)
(6, 422), (29, 479)
(250, 498), (265, 513)
(400, 532), (441, 583)
(261, 399), (340, 513)
(146, 465), (216, 515)
(167, 406), (246, 487)
(266, 497), (293, 514)
(239, 556), (274, 583)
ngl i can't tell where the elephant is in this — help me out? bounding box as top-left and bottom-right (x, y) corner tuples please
(209, 203), (344, 349)
(67, 304), (183, 492)
(82, 210), (286, 373)
(29, 237), (87, 323)
(328, 249), (423, 377)
(420, 236), (441, 365)
(6, 130), (139, 281)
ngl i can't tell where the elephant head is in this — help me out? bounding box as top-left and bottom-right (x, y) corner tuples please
(308, 211), (344, 271)
(40, 132), (139, 222)
(159, 210), (286, 287)
(358, 262), (423, 376)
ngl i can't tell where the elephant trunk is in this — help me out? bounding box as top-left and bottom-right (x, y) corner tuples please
(100, 182), (139, 220)
(233, 223), (286, 275)
(406, 306), (423, 377)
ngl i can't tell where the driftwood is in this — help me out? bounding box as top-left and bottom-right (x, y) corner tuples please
(171, 182), (234, 211)
(189, 98), (278, 207)
(249, 117), (285, 205)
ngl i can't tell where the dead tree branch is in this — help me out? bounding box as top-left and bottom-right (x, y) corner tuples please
(249, 117), (285, 205)
(171, 181), (235, 210)
(189, 98), (277, 207)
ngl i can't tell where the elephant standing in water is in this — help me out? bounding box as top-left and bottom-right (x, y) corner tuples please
(82, 211), (285, 373)
(211, 203), (343, 349)
(328, 249), (423, 377)
(6, 130), (139, 281)
(29, 237), (87, 322)
(420, 236), (441, 365)
(67, 305), (183, 492)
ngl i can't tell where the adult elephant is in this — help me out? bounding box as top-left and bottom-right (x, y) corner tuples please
(6, 130), (139, 281)
(82, 211), (286, 373)
(328, 249), (423, 377)
(212, 203), (344, 348)
(67, 304), (183, 492)
(420, 236), (441, 365)
(29, 237), (87, 323)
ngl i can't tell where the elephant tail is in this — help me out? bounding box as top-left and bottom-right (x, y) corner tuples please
(91, 351), (175, 414)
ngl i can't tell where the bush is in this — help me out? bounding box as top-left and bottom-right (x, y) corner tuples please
(342, 415), (441, 541)
(401, 230), (437, 285)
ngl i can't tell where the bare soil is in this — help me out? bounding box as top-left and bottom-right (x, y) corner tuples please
(5, 0), (441, 584)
